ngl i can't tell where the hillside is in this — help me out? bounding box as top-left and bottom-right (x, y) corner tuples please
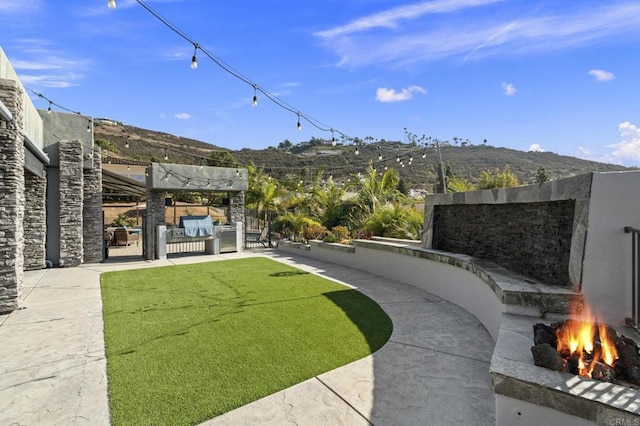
(95, 123), (633, 191)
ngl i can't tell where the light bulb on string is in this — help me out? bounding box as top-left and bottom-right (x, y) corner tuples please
(252, 85), (258, 107)
(422, 151), (427, 159)
(86, 121), (92, 133)
(186, 179), (191, 186)
(200, 160), (204, 169)
(206, 180), (211, 187)
(378, 152), (382, 161)
(190, 44), (198, 69)
(236, 168), (240, 177)
(145, 168), (149, 177)
(164, 148), (168, 161)
(107, 0), (116, 9)
(355, 146), (359, 155)
(125, 138), (129, 149)
(47, 102), (52, 115)
(331, 130), (336, 146)
(296, 113), (301, 131)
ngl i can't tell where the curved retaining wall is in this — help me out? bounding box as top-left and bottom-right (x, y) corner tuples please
(277, 239), (640, 424)
(279, 239), (580, 341)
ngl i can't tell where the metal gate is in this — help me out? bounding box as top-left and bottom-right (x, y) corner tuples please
(245, 209), (277, 249)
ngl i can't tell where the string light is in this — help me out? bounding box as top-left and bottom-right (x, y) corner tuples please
(331, 130), (336, 146)
(35, 83), (459, 187)
(125, 137), (130, 149)
(116, 0), (358, 144)
(252, 85), (258, 107)
(47, 102), (52, 114)
(107, 0), (116, 9)
(190, 44), (198, 69)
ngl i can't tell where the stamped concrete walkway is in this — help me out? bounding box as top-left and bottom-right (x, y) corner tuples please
(0, 249), (495, 425)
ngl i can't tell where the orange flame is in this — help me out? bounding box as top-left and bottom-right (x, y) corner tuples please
(555, 304), (618, 378)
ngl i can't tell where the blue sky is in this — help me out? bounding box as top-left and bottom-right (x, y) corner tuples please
(1, 0), (639, 166)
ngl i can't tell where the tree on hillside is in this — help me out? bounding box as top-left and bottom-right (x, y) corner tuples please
(534, 165), (550, 184)
(206, 150), (236, 167)
(278, 139), (293, 151)
(477, 165), (519, 189)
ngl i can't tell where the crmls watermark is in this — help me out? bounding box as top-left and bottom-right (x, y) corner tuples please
(609, 419), (640, 426)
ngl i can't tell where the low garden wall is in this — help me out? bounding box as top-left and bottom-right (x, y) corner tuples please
(279, 239), (580, 340)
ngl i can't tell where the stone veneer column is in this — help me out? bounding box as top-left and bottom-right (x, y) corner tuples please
(228, 191), (245, 224)
(228, 191), (245, 247)
(83, 150), (103, 263)
(58, 140), (84, 267)
(23, 171), (47, 270)
(144, 190), (166, 260)
(0, 78), (25, 313)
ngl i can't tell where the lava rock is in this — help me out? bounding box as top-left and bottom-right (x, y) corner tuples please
(532, 343), (568, 373)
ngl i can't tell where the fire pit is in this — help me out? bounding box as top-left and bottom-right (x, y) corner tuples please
(531, 307), (640, 388)
(490, 313), (640, 425)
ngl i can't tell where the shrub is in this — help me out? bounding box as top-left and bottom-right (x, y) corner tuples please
(112, 212), (136, 228)
(322, 233), (339, 243)
(303, 224), (328, 242)
(331, 226), (350, 241)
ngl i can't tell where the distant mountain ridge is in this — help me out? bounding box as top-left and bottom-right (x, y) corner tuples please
(95, 122), (633, 190)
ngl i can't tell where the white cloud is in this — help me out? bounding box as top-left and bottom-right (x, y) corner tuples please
(528, 144), (545, 152)
(606, 121), (640, 164)
(175, 112), (192, 120)
(18, 73), (83, 88)
(502, 82), (517, 96)
(315, 0), (504, 38)
(576, 146), (619, 165)
(315, 2), (640, 68)
(0, 0), (41, 13)
(588, 69), (615, 82)
(376, 85), (426, 102)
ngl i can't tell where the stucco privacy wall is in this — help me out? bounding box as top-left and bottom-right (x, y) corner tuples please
(423, 173), (592, 290)
(581, 171), (640, 325)
(144, 163), (248, 260)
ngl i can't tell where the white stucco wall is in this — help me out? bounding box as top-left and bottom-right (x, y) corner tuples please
(581, 171), (640, 325)
(0, 46), (43, 149)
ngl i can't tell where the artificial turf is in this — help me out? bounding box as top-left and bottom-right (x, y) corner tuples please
(100, 257), (392, 425)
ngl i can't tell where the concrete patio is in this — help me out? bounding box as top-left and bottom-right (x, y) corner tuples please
(0, 249), (495, 425)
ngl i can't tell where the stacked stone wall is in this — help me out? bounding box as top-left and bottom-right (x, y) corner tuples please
(0, 78), (25, 313)
(433, 200), (575, 287)
(58, 140), (83, 267)
(83, 150), (103, 263)
(228, 191), (244, 225)
(23, 171), (47, 270)
(144, 190), (166, 260)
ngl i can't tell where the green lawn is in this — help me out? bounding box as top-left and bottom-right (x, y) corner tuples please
(101, 257), (392, 425)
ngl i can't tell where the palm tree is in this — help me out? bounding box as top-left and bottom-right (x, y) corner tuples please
(349, 163), (401, 214)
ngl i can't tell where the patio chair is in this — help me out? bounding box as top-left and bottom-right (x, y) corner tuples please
(114, 228), (140, 246)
